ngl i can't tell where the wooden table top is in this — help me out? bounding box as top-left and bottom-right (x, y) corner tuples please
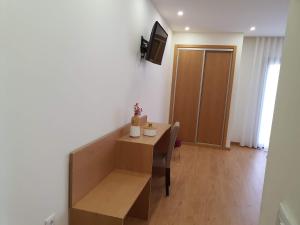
(117, 123), (171, 146)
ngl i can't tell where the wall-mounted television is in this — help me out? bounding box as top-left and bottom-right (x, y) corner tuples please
(141, 21), (168, 65)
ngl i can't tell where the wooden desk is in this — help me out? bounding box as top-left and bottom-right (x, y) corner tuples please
(69, 122), (171, 225)
(118, 123), (171, 146)
(114, 123), (171, 220)
(115, 123), (171, 174)
(73, 170), (150, 224)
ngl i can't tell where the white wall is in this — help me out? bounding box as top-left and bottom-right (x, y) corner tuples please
(172, 32), (244, 146)
(259, 0), (300, 224)
(0, 0), (173, 224)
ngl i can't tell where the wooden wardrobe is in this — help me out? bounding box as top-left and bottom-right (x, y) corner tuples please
(170, 45), (236, 148)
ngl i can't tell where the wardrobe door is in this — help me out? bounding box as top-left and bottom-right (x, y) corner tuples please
(173, 50), (204, 142)
(197, 51), (233, 146)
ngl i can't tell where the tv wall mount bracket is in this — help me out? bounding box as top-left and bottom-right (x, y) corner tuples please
(140, 36), (149, 59)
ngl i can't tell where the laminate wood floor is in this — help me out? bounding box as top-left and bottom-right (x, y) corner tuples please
(126, 144), (267, 225)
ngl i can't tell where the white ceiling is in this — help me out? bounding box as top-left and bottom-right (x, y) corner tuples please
(151, 0), (290, 36)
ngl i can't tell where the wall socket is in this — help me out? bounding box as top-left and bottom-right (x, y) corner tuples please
(44, 213), (55, 225)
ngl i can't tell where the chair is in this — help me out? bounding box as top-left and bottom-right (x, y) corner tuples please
(153, 122), (180, 196)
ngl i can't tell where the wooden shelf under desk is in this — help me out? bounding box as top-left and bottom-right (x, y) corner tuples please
(72, 169), (151, 220)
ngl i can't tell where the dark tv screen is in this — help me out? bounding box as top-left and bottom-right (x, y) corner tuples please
(146, 21), (168, 65)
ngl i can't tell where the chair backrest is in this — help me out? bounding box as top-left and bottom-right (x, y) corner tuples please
(166, 122), (180, 168)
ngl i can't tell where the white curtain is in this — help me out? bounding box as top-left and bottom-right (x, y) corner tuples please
(239, 37), (284, 148)
(257, 63), (281, 149)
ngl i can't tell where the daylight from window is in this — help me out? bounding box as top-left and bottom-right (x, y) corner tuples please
(258, 63), (281, 149)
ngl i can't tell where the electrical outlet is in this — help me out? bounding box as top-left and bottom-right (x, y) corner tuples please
(44, 213), (55, 225)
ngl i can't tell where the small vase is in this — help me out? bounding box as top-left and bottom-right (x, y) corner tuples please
(130, 125), (141, 137)
(130, 115), (141, 138)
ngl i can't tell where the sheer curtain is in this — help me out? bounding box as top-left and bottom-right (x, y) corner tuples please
(239, 37), (284, 148)
(258, 63), (281, 149)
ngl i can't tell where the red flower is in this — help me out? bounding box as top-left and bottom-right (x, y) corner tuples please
(134, 103), (142, 116)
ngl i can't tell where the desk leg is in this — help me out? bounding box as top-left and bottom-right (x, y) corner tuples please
(128, 180), (151, 220)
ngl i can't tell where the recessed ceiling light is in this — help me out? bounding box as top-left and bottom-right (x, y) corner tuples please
(177, 11), (184, 16)
(185, 26), (190, 31)
(250, 26), (256, 31)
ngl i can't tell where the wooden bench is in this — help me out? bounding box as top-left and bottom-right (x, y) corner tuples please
(69, 116), (150, 225)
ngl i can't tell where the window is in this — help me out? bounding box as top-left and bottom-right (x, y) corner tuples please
(258, 63), (281, 149)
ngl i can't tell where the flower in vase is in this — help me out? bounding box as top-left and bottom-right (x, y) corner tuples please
(134, 103), (143, 116)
